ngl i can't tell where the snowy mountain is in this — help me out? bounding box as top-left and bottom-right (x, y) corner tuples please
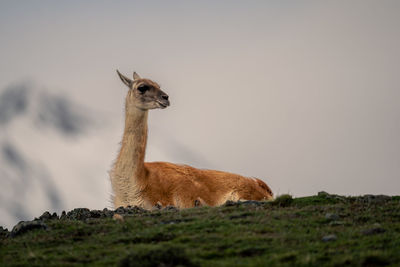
(0, 83), (93, 135)
(0, 82), (114, 229)
(0, 81), (213, 229)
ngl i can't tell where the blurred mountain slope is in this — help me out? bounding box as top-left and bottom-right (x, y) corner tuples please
(0, 82), (113, 228)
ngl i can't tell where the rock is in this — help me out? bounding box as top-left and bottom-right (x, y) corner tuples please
(325, 213), (340, 221)
(0, 226), (9, 239)
(364, 195), (391, 205)
(163, 205), (179, 212)
(37, 211), (58, 221)
(152, 202), (163, 210)
(318, 191), (346, 202)
(66, 208), (91, 220)
(160, 219), (182, 225)
(11, 221), (48, 237)
(60, 207), (117, 221)
(318, 191), (330, 197)
(355, 195), (391, 205)
(115, 206), (147, 215)
(240, 200), (265, 206)
(224, 200), (238, 207)
(102, 208), (115, 218)
(37, 211), (51, 220)
(361, 223), (386, 235)
(89, 210), (104, 218)
(114, 206), (126, 214)
(60, 211), (67, 220)
(322, 234), (337, 242)
(90, 209), (114, 218)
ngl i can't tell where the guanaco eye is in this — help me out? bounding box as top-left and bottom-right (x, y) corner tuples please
(137, 85), (150, 93)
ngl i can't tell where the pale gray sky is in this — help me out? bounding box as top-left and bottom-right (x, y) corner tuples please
(1, 0), (399, 206)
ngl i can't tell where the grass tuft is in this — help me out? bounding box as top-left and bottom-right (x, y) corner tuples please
(272, 194), (293, 207)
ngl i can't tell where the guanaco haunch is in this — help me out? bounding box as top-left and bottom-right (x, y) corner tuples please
(110, 70), (273, 209)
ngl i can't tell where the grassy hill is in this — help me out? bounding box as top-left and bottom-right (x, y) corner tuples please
(1, 192), (400, 266)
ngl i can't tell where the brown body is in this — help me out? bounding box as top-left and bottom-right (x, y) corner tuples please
(110, 71), (273, 209)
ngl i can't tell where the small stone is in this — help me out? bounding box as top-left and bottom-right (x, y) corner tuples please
(128, 206), (147, 214)
(104, 210), (115, 218)
(114, 206), (126, 214)
(163, 205), (179, 212)
(322, 234), (337, 242)
(370, 195), (391, 204)
(325, 213), (340, 221)
(318, 191), (330, 197)
(0, 226), (9, 239)
(90, 210), (104, 218)
(37, 211), (58, 221)
(115, 206), (147, 215)
(60, 211), (67, 220)
(66, 208), (91, 220)
(38, 211), (52, 221)
(329, 221), (345, 226)
(241, 200), (264, 206)
(11, 221), (48, 237)
(357, 195), (391, 205)
(160, 219), (182, 225)
(224, 200), (237, 207)
(361, 223), (386, 235)
(101, 208), (114, 218)
(153, 202), (163, 210)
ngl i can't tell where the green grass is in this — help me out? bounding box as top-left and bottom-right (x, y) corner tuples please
(1, 194), (400, 266)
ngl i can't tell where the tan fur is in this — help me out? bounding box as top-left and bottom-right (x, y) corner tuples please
(110, 71), (273, 209)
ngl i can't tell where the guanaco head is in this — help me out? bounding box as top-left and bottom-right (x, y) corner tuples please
(117, 70), (170, 110)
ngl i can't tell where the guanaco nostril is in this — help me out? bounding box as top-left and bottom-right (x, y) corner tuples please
(162, 95), (169, 101)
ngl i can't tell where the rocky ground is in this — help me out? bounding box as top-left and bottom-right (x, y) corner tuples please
(1, 192), (400, 266)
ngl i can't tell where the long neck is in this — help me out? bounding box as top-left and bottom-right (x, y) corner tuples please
(120, 108), (148, 178)
(115, 107), (148, 183)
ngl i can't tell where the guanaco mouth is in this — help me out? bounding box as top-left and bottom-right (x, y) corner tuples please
(156, 101), (169, 108)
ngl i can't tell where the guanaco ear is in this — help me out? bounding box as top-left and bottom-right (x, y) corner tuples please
(116, 70), (133, 88)
(133, 72), (141, 80)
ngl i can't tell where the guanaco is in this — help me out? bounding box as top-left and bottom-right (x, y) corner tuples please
(110, 70), (273, 209)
